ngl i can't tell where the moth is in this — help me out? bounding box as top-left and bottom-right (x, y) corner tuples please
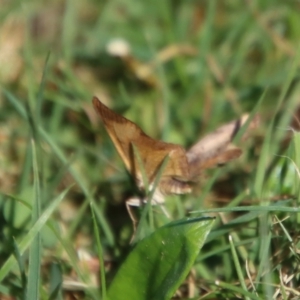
(93, 97), (258, 204)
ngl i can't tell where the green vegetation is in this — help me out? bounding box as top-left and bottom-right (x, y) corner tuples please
(1, 0), (300, 299)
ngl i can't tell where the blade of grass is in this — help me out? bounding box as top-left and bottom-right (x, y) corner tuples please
(3, 89), (27, 119)
(36, 52), (50, 125)
(62, 0), (76, 63)
(229, 235), (251, 300)
(90, 201), (106, 300)
(254, 118), (273, 199)
(234, 89), (267, 143)
(13, 238), (26, 292)
(292, 132), (300, 225)
(17, 139), (32, 193)
(132, 143), (150, 192)
(256, 213), (273, 297)
(197, 237), (257, 262)
(215, 280), (261, 300)
(48, 263), (63, 300)
(26, 140), (42, 300)
(191, 203), (298, 214)
(274, 215), (292, 243)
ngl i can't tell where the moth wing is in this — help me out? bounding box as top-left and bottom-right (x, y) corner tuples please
(93, 96), (139, 172)
(92, 97), (190, 185)
(187, 114), (258, 178)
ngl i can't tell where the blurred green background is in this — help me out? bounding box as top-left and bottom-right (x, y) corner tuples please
(1, 0), (300, 298)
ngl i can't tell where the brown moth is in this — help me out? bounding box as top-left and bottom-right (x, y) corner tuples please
(93, 96), (258, 204)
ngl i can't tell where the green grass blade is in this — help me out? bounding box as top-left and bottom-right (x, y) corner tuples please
(256, 214), (273, 296)
(13, 238), (26, 292)
(90, 201), (107, 300)
(48, 263), (63, 300)
(254, 120), (273, 199)
(132, 143), (149, 192)
(215, 281), (262, 300)
(26, 140), (42, 300)
(3, 89), (28, 119)
(234, 89), (267, 143)
(229, 235), (250, 300)
(191, 203), (298, 214)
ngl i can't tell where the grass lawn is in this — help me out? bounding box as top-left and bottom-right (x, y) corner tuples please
(1, 0), (300, 299)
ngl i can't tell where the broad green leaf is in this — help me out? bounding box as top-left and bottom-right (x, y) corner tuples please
(107, 216), (214, 300)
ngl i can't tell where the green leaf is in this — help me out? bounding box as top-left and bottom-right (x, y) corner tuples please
(107, 216), (214, 300)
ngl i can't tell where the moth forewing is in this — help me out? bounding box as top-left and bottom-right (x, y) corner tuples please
(187, 115), (248, 161)
(189, 147), (242, 178)
(93, 97), (133, 172)
(186, 114), (258, 178)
